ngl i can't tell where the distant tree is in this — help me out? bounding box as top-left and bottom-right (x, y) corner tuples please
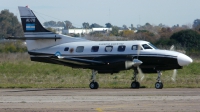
(121, 30), (134, 37)
(46, 27), (56, 33)
(44, 21), (67, 29)
(43, 21), (57, 27)
(105, 23), (112, 28)
(170, 29), (200, 51)
(158, 23), (166, 27)
(133, 30), (157, 42)
(122, 25), (128, 29)
(57, 21), (65, 27)
(0, 9), (23, 38)
(90, 23), (102, 28)
(110, 26), (119, 36)
(130, 24), (135, 30)
(65, 20), (73, 29)
(82, 22), (90, 29)
(158, 27), (172, 39)
(193, 19), (200, 29)
(193, 19), (200, 32)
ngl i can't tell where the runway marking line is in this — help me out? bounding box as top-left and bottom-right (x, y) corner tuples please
(96, 108), (104, 112)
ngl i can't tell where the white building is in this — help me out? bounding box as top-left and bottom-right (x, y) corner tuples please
(63, 29), (92, 35)
(63, 28), (112, 35)
(92, 28), (112, 32)
(45, 26), (112, 35)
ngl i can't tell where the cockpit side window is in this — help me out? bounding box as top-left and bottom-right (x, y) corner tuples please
(132, 45), (142, 50)
(142, 44), (152, 49)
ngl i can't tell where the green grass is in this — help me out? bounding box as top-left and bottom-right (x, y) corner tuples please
(0, 53), (199, 88)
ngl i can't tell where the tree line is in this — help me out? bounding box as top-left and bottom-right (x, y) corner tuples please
(0, 9), (200, 55)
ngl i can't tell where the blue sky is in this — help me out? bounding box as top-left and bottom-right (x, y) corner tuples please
(1, 0), (200, 28)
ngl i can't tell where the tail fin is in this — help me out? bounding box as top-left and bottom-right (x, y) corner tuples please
(18, 6), (88, 51)
(18, 6), (61, 51)
(18, 6), (50, 33)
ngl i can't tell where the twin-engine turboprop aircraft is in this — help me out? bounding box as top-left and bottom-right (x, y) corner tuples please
(7, 6), (193, 89)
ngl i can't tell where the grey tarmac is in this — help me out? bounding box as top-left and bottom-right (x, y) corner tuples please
(0, 88), (200, 112)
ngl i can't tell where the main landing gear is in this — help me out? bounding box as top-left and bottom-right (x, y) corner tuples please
(89, 70), (99, 89)
(155, 70), (163, 89)
(88, 69), (163, 89)
(131, 70), (140, 89)
(131, 69), (164, 89)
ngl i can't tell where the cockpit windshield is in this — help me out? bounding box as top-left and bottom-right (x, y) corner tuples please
(148, 43), (158, 49)
(142, 44), (152, 49)
(142, 43), (157, 50)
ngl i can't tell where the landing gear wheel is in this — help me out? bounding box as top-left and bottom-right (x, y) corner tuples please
(131, 82), (140, 89)
(89, 82), (99, 89)
(155, 82), (163, 89)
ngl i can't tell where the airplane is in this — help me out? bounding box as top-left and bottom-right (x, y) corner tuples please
(7, 6), (193, 89)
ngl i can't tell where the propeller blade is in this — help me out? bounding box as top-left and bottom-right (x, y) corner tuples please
(171, 69), (177, 82)
(137, 45), (141, 59)
(170, 45), (174, 51)
(137, 67), (145, 81)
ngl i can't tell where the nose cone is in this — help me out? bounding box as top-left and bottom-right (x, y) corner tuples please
(177, 54), (193, 66)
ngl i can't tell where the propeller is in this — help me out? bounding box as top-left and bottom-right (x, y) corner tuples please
(136, 45), (145, 81)
(169, 45), (177, 82)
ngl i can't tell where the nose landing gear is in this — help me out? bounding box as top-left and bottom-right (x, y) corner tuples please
(131, 70), (140, 89)
(89, 70), (99, 89)
(155, 71), (163, 89)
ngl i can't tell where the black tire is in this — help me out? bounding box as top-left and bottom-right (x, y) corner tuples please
(160, 82), (163, 89)
(89, 82), (99, 89)
(155, 82), (163, 89)
(131, 82), (140, 89)
(94, 82), (99, 89)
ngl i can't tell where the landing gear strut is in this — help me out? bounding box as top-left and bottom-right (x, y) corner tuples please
(131, 70), (140, 89)
(155, 70), (163, 89)
(89, 70), (99, 89)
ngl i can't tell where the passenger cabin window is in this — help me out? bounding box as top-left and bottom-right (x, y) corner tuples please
(76, 46), (84, 53)
(105, 46), (113, 52)
(64, 47), (69, 51)
(142, 44), (152, 49)
(91, 46), (99, 52)
(118, 45), (126, 52)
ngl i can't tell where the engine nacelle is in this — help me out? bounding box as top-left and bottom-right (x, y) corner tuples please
(125, 61), (134, 69)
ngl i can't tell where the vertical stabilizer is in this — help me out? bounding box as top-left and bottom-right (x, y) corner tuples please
(18, 6), (89, 51)
(18, 6), (59, 51)
(18, 6), (51, 33)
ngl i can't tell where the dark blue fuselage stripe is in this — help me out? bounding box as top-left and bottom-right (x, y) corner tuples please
(28, 52), (177, 58)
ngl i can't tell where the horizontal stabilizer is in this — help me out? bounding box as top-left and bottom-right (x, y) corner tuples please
(6, 36), (61, 40)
